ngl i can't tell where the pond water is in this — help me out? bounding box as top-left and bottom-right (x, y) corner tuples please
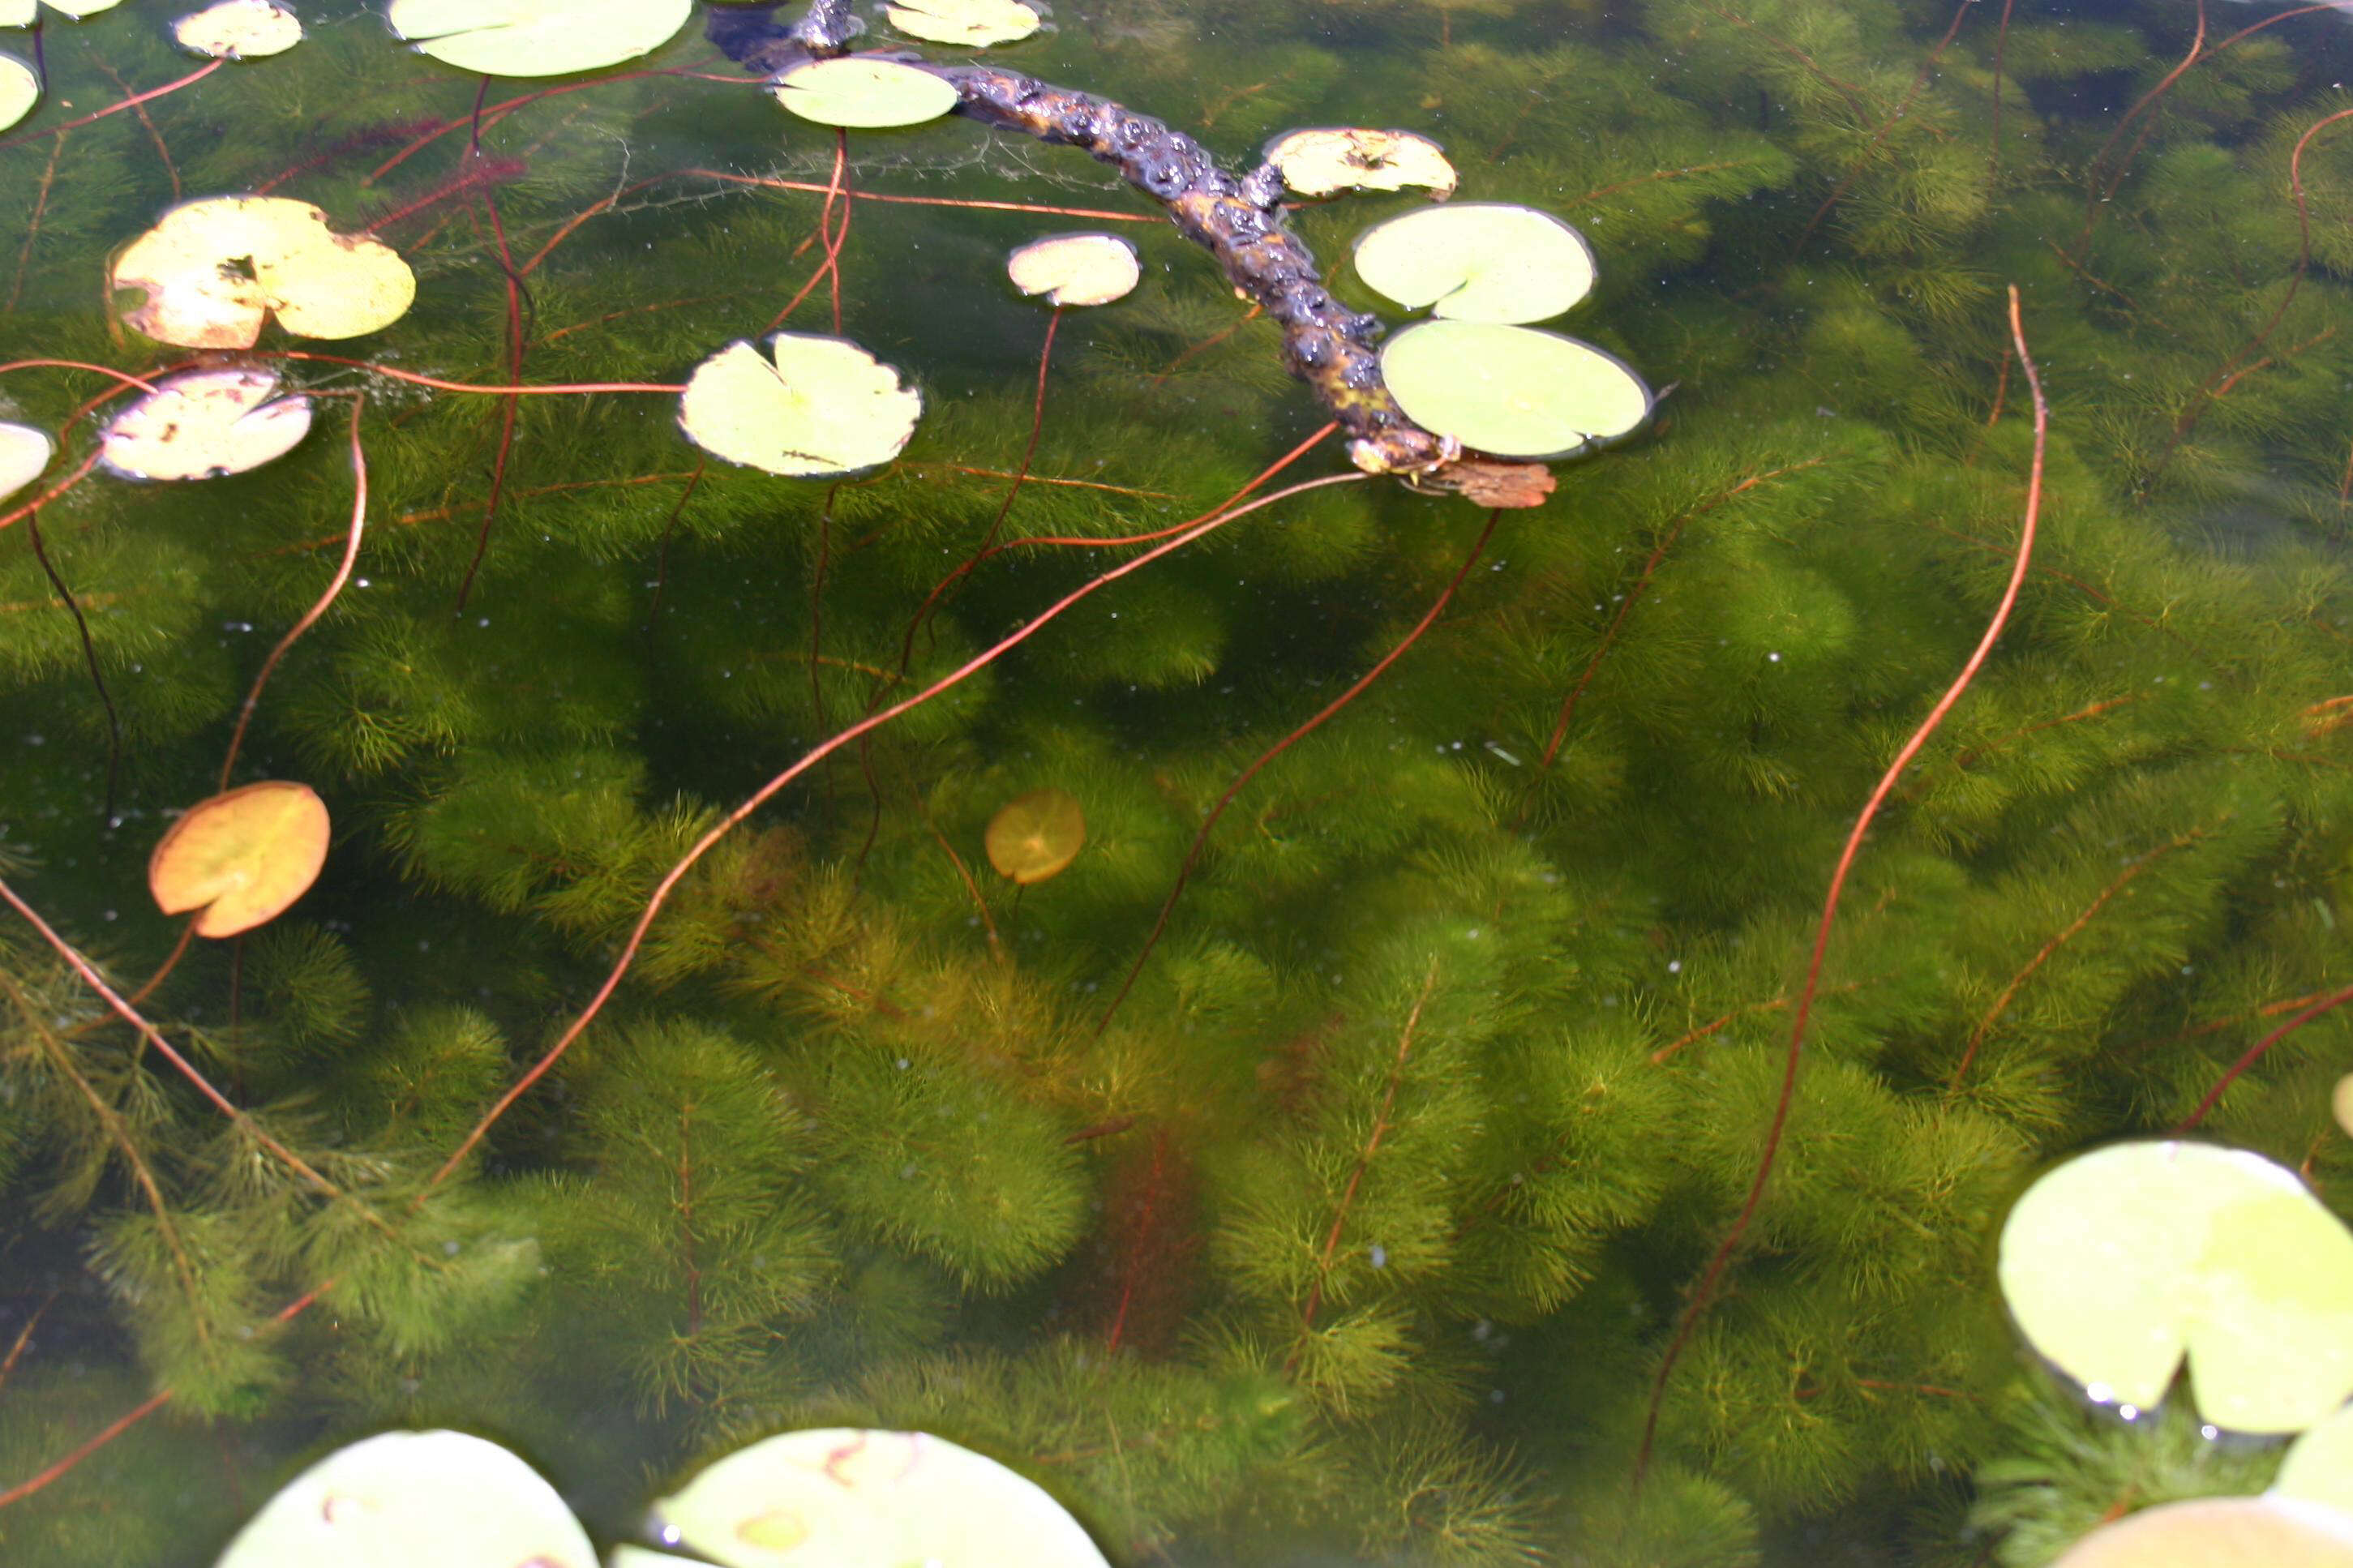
(3, 0), (2353, 1563)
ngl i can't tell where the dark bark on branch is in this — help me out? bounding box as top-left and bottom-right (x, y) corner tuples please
(707, 2), (1558, 507)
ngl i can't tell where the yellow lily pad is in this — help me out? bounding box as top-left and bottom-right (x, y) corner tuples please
(112, 195), (415, 349)
(1352, 201), (1595, 324)
(886, 0), (1041, 45)
(0, 50), (34, 132)
(386, 0), (691, 77)
(1006, 233), (1139, 307)
(1379, 320), (1652, 461)
(772, 56), (959, 129)
(649, 1428), (1112, 1568)
(984, 788), (1086, 885)
(2280, 1404), (2353, 1514)
(216, 1429), (598, 1568)
(174, 0), (302, 58)
(679, 333), (922, 478)
(1998, 1139), (2353, 1434)
(148, 780), (330, 939)
(0, 421), (53, 503)
(1263, 127), (1457, 199)
(2334, 1071), (2353, 1138)
(2051, 1496), (2353, 1568)
(0, 1), (122, 24)
(98, 366), (312, 482)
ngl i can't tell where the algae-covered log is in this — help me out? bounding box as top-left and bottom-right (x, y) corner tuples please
(706, 0), (1558, 507)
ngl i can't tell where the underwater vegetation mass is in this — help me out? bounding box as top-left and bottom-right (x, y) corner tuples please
(3, 0), (2353, 1562)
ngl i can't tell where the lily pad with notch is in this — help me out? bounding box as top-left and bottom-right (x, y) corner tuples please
(99, 366), (312, 482)
(148, 780), (331, 939)
(1998, 1138), (2353, 1435)
(772, 55), (959, 128)
(112, 195), (414, 349)
(173, 0), (302, 59)
(886, 0), (1041, 47)
(1263, 126), (1456, 199)
(1378, 320), (1652, 461)
(1006, 233), (1138, 307)
(0, 421), (53, 502)
(1352, 201), (1595, 324)
(679, 333), (923, 478)
(984, 788), (1086, 885)
(385, 0), (691, 77)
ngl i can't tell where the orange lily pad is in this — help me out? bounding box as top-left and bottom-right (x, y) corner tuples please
(148, 781), (331, 937)
(984, 788), (1085, 885)
(112, 195), (415, 349)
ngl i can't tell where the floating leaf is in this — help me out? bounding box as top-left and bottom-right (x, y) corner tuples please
(984, 788), (1086, 885)
(1352, 202), (1594, 323)
(216, 1429), (598, 1568)
(650, 1428), (1112, 1568)
(173, 0), (302, 58)
(0, 421), (52, 502)
(0, 1), (121, 24)
(2280, 1404), (2353, 1514)
(1380, 320), (1652, 461)
(2050, 1496), (2353, 1568)
(148, 780), (331, 938)
(2336, 1071), (2353, 1138)
(1006, 233), (1139, 307)
(886, 0), (1040, 46)
(385, 0), (691, 77)
(112, 195), (414, 349)
(1998, 1139), (2353, 1434)
(0, 49), (33, 131)
(772, 56), (958, 128)
(678, 333), (922, 478)
(99, 366), (312, 482)
(1263, 126), (1456, 199)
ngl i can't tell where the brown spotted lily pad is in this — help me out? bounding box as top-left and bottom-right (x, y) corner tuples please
(173, 0), (302, 58)
(148, 780), (330, 937)
(99, 366), (313, 482)
(1263, 127), (1457, 199)
(112, 195), (415, 349)
(1006, 233), (1139, 308)
(984, 788), (1085, 885)
(649, 1428), (1112, 1568)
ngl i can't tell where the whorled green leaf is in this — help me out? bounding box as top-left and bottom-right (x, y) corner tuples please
(385, 0), (691, 77)
(1999, 1139), (2353, 1434)
(649, 1428), (1111, 1568)
(216, 1430), (598, 1567)
(1379, 320), (1652, 461)
(771, 55), (959, 128)
(1352, 202), (1595, 323)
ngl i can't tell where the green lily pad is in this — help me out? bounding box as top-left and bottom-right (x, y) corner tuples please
(0, 49), (35, 132)
(1379, 320), (1652, 461)
(679, 333), (923, 478)
(2278, 1404), (2353, 1514)
(0, 421), (53, 503)
(649, 1428), (1112, 1568)
(1999, 1139), (2353, 1434)
(772, 56), (959, 129)
(1352, 202), (1596, 324)
(1006, 233), (1139, 307)
(385, 0), (691, 77)
(215, 1429), (598, 1567)
(0, 0), (121, 23)
(886, 0), (1041, 46)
